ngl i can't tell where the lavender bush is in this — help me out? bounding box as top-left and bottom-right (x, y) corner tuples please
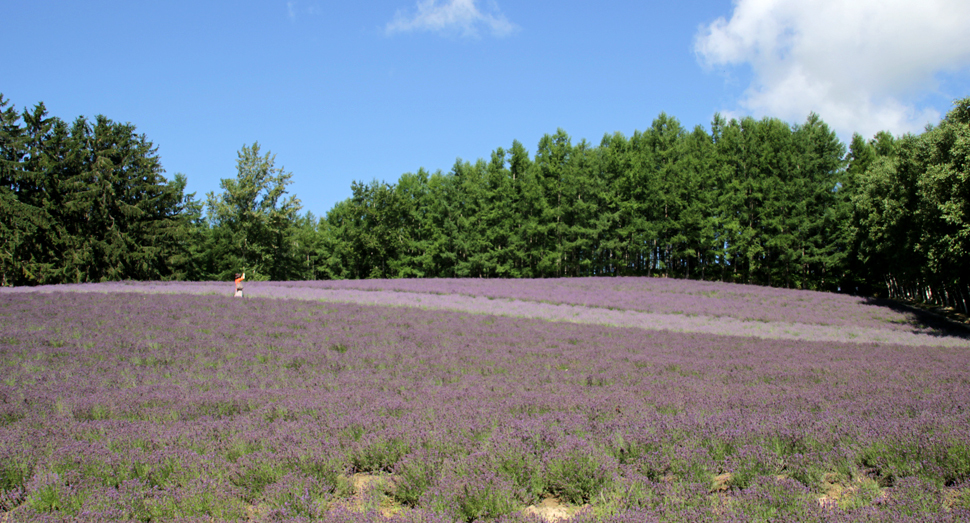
(1, 285), (969, 522)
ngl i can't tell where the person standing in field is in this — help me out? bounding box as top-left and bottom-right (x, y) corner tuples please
(234, 272), (245, 298)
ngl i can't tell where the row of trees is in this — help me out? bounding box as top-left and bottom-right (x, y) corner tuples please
(0, 95), (309, 285)
(2, 93), (968, 313)
(318, 113), (847, 290)
(316, 101), (970, 313)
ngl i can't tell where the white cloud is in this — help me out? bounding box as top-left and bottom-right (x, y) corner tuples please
(386, 0), (518, 38)
(695, 0), (970, 138)
(286, 1), (319, 22)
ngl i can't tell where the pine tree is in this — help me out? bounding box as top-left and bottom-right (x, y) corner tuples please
(1, 95), (188, 285)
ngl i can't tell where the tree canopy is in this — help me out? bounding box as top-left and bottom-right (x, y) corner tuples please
(0, 95), (192, 285)
(202, 142), (302, 281)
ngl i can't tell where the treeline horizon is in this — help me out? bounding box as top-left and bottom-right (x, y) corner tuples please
(2, 93), (969, 314)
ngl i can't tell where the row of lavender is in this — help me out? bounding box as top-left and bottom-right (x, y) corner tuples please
(9, 276), (930, 331)
(1, 291), (969, 521)
(266, 277), (920, 330)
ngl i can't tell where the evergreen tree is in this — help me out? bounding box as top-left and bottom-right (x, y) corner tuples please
(392, 169), (432, 277)
(292, 211), (323, 280)
(533, 130), (572, 276)
(644, 113), (687, 276)
(0, 99), (59, 285)
(508, 140), (540, 276)
(1, 95), (190, 285)
(676, 125), (720, 280)
(559, 139), (600, 276)
(482, 147), (518, 277)
(0, 95), (37, 285)
(170, 173), (212, 281)
(318, 199), (360, 279)
(789, 113), (846, 290)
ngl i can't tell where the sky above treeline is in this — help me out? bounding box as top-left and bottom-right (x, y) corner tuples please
(7, 0), (970, 217)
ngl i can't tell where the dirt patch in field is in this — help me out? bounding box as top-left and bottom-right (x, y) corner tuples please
(710, 472), (734, 492)
(523, 496), (588, 522)
(816, 473), (886, 510)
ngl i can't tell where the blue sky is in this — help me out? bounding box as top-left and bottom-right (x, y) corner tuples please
(6, 0), (970, 218)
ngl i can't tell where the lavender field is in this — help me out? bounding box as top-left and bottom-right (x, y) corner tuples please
(2, 280), (970, 522)
(13, 279), (968, 347)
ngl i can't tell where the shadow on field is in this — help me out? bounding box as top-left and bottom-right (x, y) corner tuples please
(864, 297), (970, 339)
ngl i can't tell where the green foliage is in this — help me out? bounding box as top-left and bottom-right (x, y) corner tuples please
(449, 483), (517, 522)
(544, 447), (615, 505)
(0, 94), (195, 285)
(229, 457), (285, 501)
(24, 473), (86, 516)
(260, 473), (330, 518)
(845, 97), (970, 310)
(306, 99), (968, 314)
(291, 454), (344, 489)
(393, 455), (438, 506)
(429, 466), (520, 523)
(0, 454), (32, 508)
(723, 476), (818, 522)
(350, 437), (411, 473)
(315, 111), (857, 291)
(491, 447), (545, 501)
(204, 142), (302, 281)
(329, 342), (350, 353)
